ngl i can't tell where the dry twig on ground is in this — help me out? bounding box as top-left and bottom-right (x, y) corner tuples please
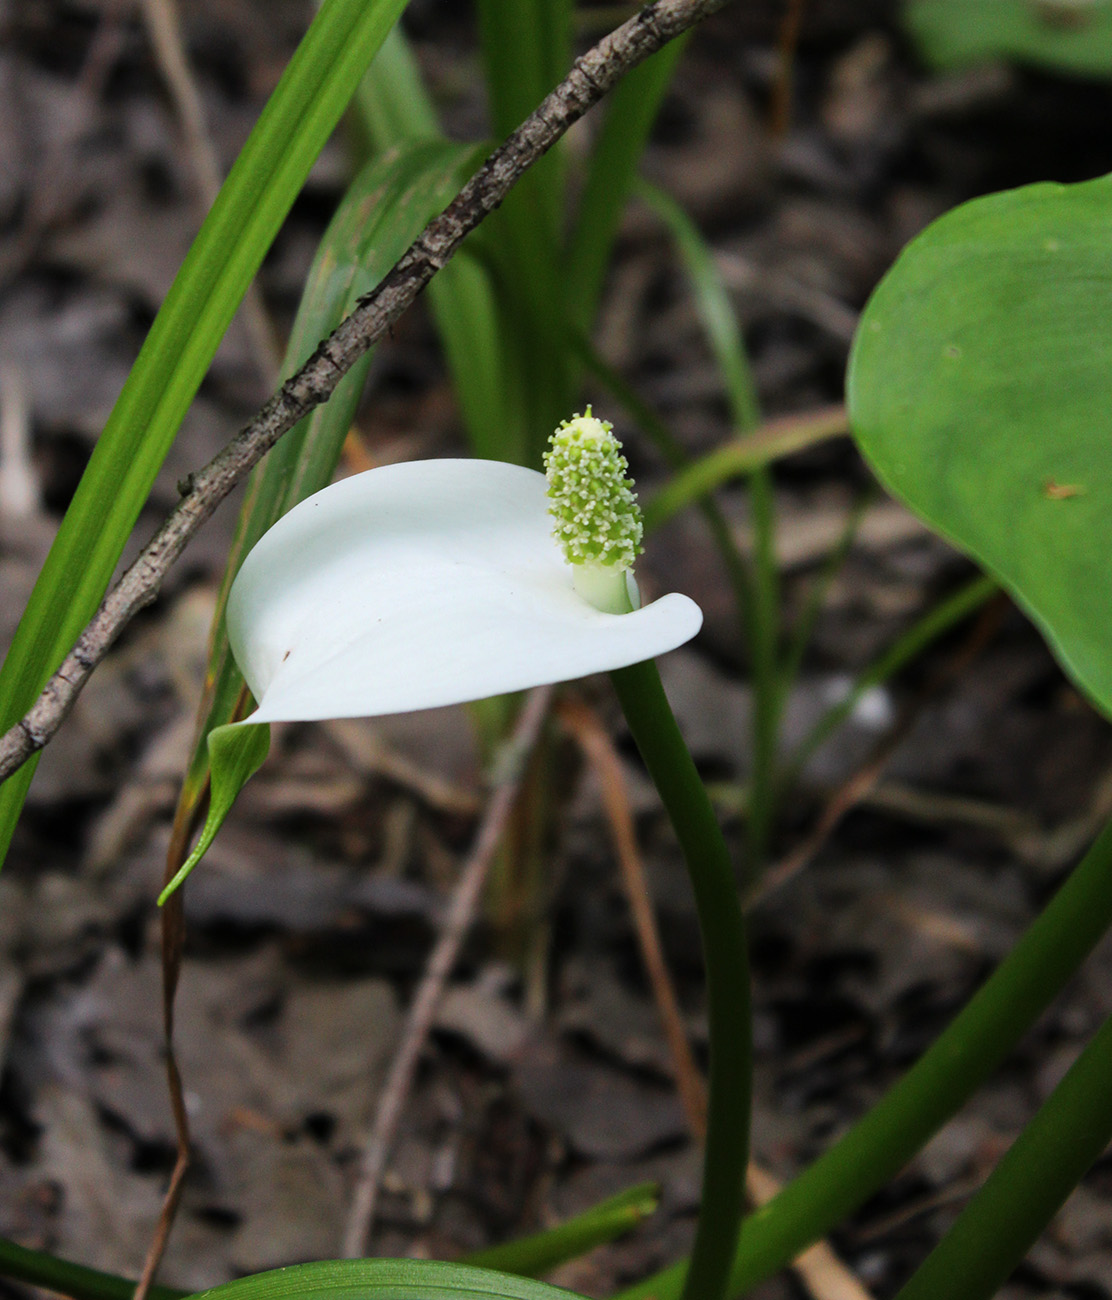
(342, 686), (555, 1259)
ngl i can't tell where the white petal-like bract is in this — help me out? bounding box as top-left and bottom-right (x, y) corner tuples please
(226, 459), (703, 723)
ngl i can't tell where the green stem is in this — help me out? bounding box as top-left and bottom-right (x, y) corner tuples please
(0, 1237), (184, 1300)
(616, 813), (1112, 1300)
(744, 467), (780, 873)
(610, 659), (752, 1300)
(896, 1008), (1112, 1300)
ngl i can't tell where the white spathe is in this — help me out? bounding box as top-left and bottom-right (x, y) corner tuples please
(227, 458), (703, 723)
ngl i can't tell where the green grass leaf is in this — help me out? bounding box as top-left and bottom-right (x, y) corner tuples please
(847, 173), (1112, 717)
(186, 1260), (588, 1300)
(566, 38), (688, 333)
(0, 0), (408, 864)
(466, 1183), (658, 1278)
(0, 1181), (655, 1300)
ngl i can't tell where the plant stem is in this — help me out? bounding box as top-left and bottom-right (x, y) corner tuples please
(610, 659), (752, 1300)
(895, 1008), (1112, 1300)
(744, 466), (781, 872)
(0, 1237), (184, 1300)
(616, 813), (1112, 1300)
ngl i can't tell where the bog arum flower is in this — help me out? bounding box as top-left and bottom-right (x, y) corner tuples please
(160, 438), (701, 903)
(226, 452), (700, 722)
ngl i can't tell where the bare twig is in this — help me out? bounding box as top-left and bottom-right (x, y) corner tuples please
(0, 0), (733, 789)
(558, 693), (708, 1136)
(770, 0), (807, 137)
(341, 685), (554, 1259)
(132, 816), (193, 1300)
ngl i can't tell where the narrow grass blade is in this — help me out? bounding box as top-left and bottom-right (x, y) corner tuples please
(474, 0), (573, 463)
(186, 1260), (589, 1300)
(636, 177), (777, 864)
(0, 1238), (185, 1300)
(0, 1183), (656, 1300)
(466, 1183), (659, 1278)
(781, 573), (998, 789)
(778, 486), (873, 699)
(566, 37), (689, 332)
(0, 0), (408, 864)
(641, 407), (850, 530)
(476, 0), (571, 139)
(349, 23), (514, 462)
(352, 21), (441, 153)
(636, 181), (759, 431)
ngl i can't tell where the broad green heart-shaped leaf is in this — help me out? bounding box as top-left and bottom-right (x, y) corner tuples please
(187, 1259), (587, 1300)
(847, 173), (1112, 716)
(904, 0), (1112, 75)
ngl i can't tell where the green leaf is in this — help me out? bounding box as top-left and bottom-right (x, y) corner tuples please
(186, 1260), (588, 1300)
(847, 173), (1112, 717)
(636, 180), (759, 433)
(348, 22), (515, 462)
(0, 1182), (654, 1300)
(0, 1236), (185, 1300)
(0, 0), (407, 865)
(904, 0), (1112, 75)
(159, 721), (269, 903)
(566, 38), (688, 333)
(353, 22), (441, 153)
(466, 1183), (659, 1278)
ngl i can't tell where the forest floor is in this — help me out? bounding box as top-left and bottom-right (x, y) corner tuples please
(2, 2), (1112, 1298)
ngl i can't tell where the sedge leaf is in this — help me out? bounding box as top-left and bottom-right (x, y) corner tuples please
(187, 1259), (587, 1300)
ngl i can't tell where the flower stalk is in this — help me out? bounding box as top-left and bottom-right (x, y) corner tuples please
(610, 660), (752, 1300)
(546, 412), (753, 1300)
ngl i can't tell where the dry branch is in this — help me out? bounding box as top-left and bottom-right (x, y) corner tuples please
(342, 686), (554, 1258)
(0, 0), (734, 787)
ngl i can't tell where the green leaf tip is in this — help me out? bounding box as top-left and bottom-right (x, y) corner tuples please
(544, 408), (644, 572)
(158, 721), (270, 905)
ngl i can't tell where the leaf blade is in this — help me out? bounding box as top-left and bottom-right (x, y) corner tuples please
(848, 173), (1112, 715)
